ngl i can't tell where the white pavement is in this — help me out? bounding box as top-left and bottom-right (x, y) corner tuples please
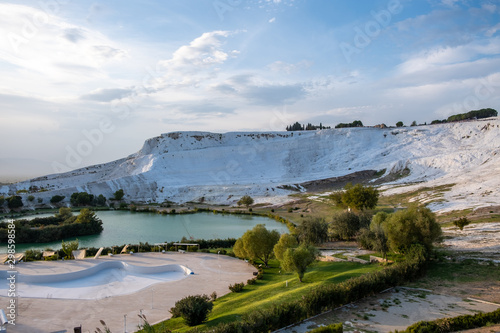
(0, 252), (255, 333)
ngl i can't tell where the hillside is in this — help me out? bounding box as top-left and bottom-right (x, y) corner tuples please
(2, 118), (500, 212)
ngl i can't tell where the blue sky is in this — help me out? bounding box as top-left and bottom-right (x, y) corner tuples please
(0, 0), (499, 179)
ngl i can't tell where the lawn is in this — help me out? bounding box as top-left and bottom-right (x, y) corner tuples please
(152, 259), (381, 332)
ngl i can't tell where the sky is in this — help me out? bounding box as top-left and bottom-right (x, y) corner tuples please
(0, 0), (499, 181)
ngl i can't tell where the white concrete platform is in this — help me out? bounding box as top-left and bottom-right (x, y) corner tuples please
(0, 252), (255, 333)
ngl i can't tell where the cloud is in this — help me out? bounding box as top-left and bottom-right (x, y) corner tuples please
(81, 88), (135, 102)
(92, 45), (127, 60)
(268, 60), (313, 74)
(213, 75), (306, 105)
(0, 3), (128, 98)
(63, 28), (86, 43)
(394, 38), (500, 85)
(159, 31), (232, 71)
(269, 17), (276, 23)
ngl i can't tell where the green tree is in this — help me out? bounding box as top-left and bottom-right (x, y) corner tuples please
(273, 233), (298, 262)
(341, 183), (379, 211)
(0, 196), (4, 207)
(371, 223), (389, 260)
(411, 120), (417, 126)
(328, 211), (364, 241)
(396, 121), (404, 127)
(56, 207), (73, 220)
(112, 189), (124, 201)
(233, 224), (280, 267)
(7, 196), (23, 209)
(96, 194), (106, 206)
(169, 294), (213, 326)
(70, 192), (93, 206)
(237, 195), (254, 208)
(281, 245), (318, 282)
(50, 195), (65, 204)
(61, 239), (79, 259)
(453, 217), (470, 231)
(384, 206), (442, 254)
(295, 217), (328, 245)
(27, 195), (35, 202)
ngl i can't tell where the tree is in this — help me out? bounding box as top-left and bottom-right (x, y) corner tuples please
(453, 217), (470, 231)
(7, 196), (23, 209)
(233, 224), (280, 267)
(96, 194), (106, 206)
(341, 183), (379, 211)
(61, 239), (79, 259)
(273, 233), (298, 262)
(50, 195), (65, 204)
(0, 196), (4, 207)
(281, 245), (318, 282)
(370, 223), (389, 260)
(237, 195), (254, 208)
(396, 121), (404, 127)
(169, 294), (213, 326)
(27, 195), (35, 202)
(384, 206), (442, 254)
(56, 207), (73, 220)
(295, 217), (328, 245)
(328, 211), (366, 241)
(70, 192), (93, 206)
(112, 189), (124, 201)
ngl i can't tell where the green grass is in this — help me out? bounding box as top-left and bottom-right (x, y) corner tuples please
(408, 260), (500, 289)
(154, 259), (381, 332)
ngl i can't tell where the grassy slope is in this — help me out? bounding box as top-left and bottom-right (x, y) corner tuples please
(158, 260), (381, 332)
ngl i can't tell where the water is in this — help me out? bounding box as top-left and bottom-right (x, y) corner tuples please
(0, 210), (288, 252)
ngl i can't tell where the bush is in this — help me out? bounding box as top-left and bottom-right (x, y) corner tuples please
(308, 323), (343, 333)
(237, 195), (254, 207)
(229, 282), (245, 293)
(27, 195), (35, 202)
(7, 196), (23, 209)
(453, 217), (470, 231)
(397, 308), (500, 333)
(187, 246), (198, 252)
(50, 195), (65, 204)
(169, 294), (213, 326)
(247, 278), (257, 285)
(24, 249), (43, 261)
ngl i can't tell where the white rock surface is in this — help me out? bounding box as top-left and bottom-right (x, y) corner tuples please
(3, 118), (500, 211)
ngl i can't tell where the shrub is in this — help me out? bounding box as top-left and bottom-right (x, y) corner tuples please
(24, 249), (43, 261)
(237, 195), (254, 207)
(50, 195), (65, 204)
(453, 217), (470, 231)
(397, 308), (500, 332)
(308, 323), (343, 333)
(210, 291), (217, 301)
(27, 195), (35, 202)
(169, 294), (213, 326)
(7, 196), (23, 209)
(214, 248), (226, 254)
(229, 282), (245, 293)
(247, 278), (257, 285)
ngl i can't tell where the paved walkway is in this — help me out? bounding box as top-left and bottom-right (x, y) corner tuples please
(0, 252), (255, 333)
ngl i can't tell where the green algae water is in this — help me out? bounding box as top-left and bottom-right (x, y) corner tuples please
(0, 210), (288, 252)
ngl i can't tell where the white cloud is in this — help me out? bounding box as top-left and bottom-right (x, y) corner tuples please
(0, 3), (128, 99)
(269, 17), (276, 23)
(267, 60), (312, 74)
(396, 38), (500, 77)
